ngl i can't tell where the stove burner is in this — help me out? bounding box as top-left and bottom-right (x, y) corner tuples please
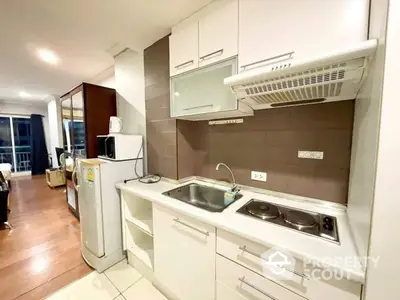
(245, 200), (279, 219)
(236, 199), (339, 243)
(283, 209), (317, 229)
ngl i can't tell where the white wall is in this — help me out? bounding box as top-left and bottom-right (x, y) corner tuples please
(88, 66), (116, 89)
(47, 95), (63, 167)
(114, 48), (147, 171)
(364, 1), (400, 298)
(347, 0), (388, 263)
(0, 100), (51, 152)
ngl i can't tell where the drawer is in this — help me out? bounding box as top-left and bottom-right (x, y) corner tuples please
(217, 230), (362, 300)
(216, 281), (247, 300)
(217, 254), (306, 300)
(217, 229), (308, 295)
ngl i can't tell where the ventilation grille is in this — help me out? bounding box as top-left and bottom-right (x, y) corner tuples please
(231, 57), (368, 109)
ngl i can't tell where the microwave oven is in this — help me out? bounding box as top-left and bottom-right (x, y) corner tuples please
(97, 134), (143, 161)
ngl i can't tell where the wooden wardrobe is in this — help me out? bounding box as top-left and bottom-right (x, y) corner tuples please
(60, 83), (116, 219)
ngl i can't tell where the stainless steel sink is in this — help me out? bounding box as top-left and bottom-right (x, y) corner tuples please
(162, 183), (242, 212)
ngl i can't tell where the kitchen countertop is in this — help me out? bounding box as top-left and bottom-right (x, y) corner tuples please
(116, 178), (365, 284)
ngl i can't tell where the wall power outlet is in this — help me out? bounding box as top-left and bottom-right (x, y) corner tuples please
(251, 171), (267, 182)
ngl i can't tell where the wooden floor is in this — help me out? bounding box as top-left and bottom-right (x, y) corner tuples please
(0, 175), (92, 300)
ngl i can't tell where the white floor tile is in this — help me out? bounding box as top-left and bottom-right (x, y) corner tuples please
(123, 278), (167, 300)
(105, 259), (142, 292)
(46, 271), (120, 300)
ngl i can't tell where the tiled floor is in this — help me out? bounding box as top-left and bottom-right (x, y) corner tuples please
(46, 259), (168, 300)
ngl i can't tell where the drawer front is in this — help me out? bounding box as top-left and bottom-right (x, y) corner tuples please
(217, 229), (308, 295)
(217, 254), (306, 300)
(217, 230), (362, 300)
(216, 281), (247, 300)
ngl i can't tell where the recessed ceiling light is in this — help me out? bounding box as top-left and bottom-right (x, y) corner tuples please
(19, 91), (31, 98)
(37, 48), (59, 65)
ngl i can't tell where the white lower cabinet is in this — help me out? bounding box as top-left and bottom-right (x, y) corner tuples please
(216, 229), (362, 300)
(217, 254), (305, 300)
(153, 204), (216, 300)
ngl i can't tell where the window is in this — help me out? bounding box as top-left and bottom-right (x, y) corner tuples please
(0, 115), (32, 172)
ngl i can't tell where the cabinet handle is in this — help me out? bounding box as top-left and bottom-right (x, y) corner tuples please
(173, 218), (209, 236)
(199, 49), (224, 61)
(239, 246), (309, 280)
(238, 276), (279, 300)
(240, 51), (295, 70)
(175, 60), (194, 69)
(183, 104), (213, 111)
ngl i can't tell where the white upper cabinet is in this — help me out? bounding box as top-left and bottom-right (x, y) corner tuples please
(169, 22), (199, 76)
(238, 0), (369, 71)
(199, 0), (239, 68)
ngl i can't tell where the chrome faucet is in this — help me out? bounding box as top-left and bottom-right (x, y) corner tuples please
(216, 162), (238, 191)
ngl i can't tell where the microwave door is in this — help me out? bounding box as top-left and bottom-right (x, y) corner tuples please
(105, 137), (115, 159)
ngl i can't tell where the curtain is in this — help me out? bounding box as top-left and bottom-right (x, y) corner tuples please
(30, 114), (49, 175)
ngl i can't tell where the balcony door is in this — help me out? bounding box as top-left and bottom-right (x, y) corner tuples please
(0, 115), (32, 173)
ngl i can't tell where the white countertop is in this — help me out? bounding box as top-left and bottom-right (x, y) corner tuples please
(116, 178), (365, 283)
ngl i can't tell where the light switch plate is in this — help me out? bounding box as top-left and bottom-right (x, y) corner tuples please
(298, 151), (324, 160)
(251, 171), (267, 182)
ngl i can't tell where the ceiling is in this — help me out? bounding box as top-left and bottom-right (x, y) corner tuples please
(0, 0), (212, 103)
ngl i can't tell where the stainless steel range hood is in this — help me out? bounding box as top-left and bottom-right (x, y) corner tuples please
(224, 39), (378, 109)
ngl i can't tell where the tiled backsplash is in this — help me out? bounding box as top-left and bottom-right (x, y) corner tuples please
(177, 102), (354, 204)
(145, 36), (178, 179)
(145, 36), (354, 204)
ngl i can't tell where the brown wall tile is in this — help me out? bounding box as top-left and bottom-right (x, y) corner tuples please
(145, 35), (177, 179)
(177, 101), (355, 204)
(145, 35), (354, 204)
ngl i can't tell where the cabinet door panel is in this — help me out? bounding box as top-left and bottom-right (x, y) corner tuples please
(238, 0), (368, 71)
(199, 0), (238, 67)
(153, 205), (215, 300)
(171, 58), (237, 118)
(170, 22), (199, 76)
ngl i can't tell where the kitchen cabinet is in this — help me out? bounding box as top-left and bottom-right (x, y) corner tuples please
(217, 255), (305, 300)
(121, 192), (154, 270)
(217, 229), (362, 300)
(170, 57), (252, 120)
(153, 204), (216, 300)
(238, 0), (369, 71)
(61, 83), (116, 219)
(169, 22), (199, 76)
(199, 0), (238, 68)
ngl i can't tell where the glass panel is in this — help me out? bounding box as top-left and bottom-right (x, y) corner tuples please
(13, 118), (31, 172)
(61, 97), (73, 153)
(0, 117), (14, 171)
(171, 58), (237, 117)
(72, 91), (86, 157)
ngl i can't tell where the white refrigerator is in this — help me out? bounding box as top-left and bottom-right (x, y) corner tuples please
(78, 157), (143, 272)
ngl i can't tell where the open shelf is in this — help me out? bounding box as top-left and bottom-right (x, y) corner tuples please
(123, 193), (153, 235)
(125, 216), (153, 237)
(125, 221), (154, 270)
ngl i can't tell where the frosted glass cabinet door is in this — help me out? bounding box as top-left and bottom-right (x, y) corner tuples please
(171, 58), (237, 118)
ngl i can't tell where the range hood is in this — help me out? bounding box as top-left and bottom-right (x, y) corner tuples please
(224, 39), (378, 109)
